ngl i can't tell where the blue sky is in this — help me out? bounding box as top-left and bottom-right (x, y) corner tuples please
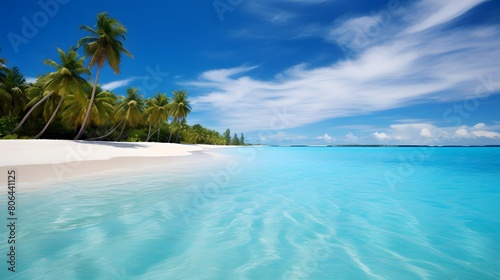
(1, 0), (500, 145)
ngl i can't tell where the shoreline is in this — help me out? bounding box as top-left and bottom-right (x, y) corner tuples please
(0, 140), (230, 192)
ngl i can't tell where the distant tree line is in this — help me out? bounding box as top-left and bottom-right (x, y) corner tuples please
(223, 129), (246, 145)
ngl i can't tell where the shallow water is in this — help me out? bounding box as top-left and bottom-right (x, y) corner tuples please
(1, 147), (499, 279)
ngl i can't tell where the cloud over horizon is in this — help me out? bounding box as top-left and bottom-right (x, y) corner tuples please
(189, 0), (500, 136)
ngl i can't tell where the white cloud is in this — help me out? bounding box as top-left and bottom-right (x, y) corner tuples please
(189, 0), (499, 132)
(379, 123), (436, 141)
(472, 130), (500, 138)
(473, 122), (486, 129)
(456, 128), (471, 138)
(373, 132), (390, 141)
(420, 128), (432, 138)
(345, 132), (359, 141)
(101, 78), (137, 91)
(317, 133), (334, 142)
(364, 122), (500, 144)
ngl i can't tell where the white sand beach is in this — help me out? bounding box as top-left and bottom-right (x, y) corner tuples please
(0, 140), (226, 190)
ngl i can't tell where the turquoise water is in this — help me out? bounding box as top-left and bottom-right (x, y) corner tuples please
(1, 147), (499, 279)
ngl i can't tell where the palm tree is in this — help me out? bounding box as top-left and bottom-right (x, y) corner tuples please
(24, 79), (55, 120)
(115, 87), (145, 140)
(0, 46), (7, 78)
(187, 124), (207, 144)
(63, 86), (117, 132)
(10, 48), (89, 137)
(168, 90), (192, 143)
(0, 57), (6, 79)
(0, 59), (9, 117)
(0, 67), (28, 118)
(176, 118), (189, 143)
(145, 92), (169, 142)
(0, 48), (8, 119)
(74, 12), (133, 140)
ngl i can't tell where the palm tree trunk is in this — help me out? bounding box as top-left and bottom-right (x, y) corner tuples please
(156, 122), (161, 142)
(10, 92), (53, 134)
(35, 96), (64, 139)
(88, 120), (123, 140)
(116, 121), (127, 141)
(176, 118), (186, 143)
(168, 118), (176, 143)
(146, 121), (153, 142)
(74, 65), (102, 140)
(176, 125), (181, 143)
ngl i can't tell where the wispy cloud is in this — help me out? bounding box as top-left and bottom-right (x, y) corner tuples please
(241, 0), (332, 24)
(243, 0), (297, 24)
(189, 0), (499, 133)
(101, 78), (137, 91)
(405, 0), (487, 33)
(345, 132), (359, 142)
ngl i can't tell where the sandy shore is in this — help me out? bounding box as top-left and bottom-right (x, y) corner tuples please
(0, 140), (227, 191)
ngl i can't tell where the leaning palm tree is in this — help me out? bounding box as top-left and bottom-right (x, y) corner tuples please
(10, 48), (89, 137)
(168, 90), (192, 143)
(24, 79), (52, 119)
(24, 80), (62, 127)
(74, 12), (133, 140)
(145, 91), (169, 142)
(114, 87), (145, 140)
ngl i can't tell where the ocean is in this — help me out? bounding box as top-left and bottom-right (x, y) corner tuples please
(1, 147), (499, 279)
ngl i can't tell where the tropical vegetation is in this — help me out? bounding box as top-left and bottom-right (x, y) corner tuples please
(0, 13), (246, 145)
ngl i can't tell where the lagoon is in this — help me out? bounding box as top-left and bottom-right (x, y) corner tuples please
(1, 147), (499, 279)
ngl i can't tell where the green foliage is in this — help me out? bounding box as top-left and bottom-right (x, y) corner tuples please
(2, 133), (18, 139)
(1, 133), (31, 140)
(224, 129), (231, 145)
(39, 119), (75, 139)
(125, 129), (148, 142)
(0, 66), (28, 118)
(168, 90), (192, 143)
(115, 87), (146, 141)
(126, 129), (148, 142)
(0, 117), (17, 136)
(231, 133), (240, 145)
(77, 12), (133, 72)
